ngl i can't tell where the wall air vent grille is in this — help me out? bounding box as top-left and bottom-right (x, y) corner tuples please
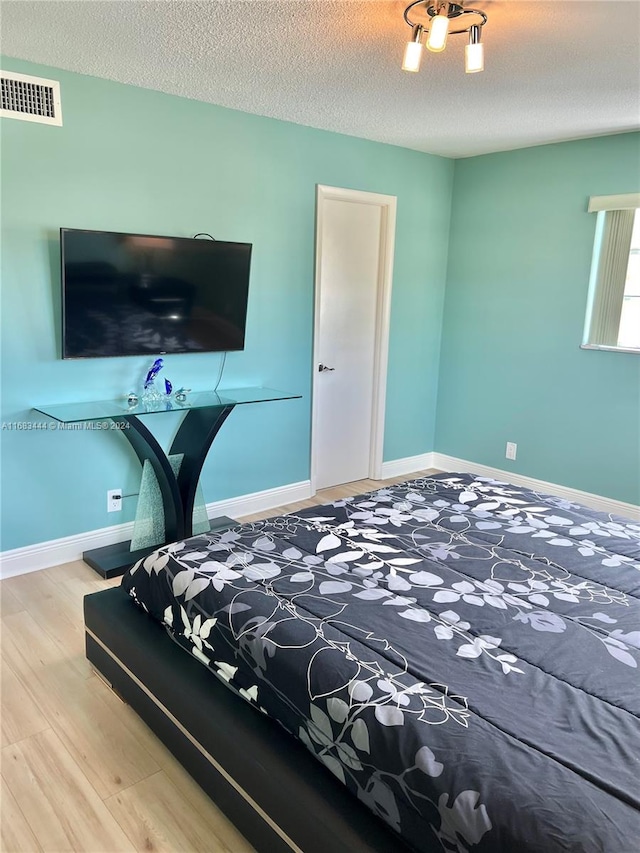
(0, 70), (62, 126)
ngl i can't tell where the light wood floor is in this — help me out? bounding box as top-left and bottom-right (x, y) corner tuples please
(0, 470), (437, 853)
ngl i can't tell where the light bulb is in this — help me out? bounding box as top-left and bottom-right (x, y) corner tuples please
(465, 25), (484, 73)
(402, 40), (423, 72)
(402, 25), (424, 72)
(426, 13), (450, 52)
(465, 42), (484, 73)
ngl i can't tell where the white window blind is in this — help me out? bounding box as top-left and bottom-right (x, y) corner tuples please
(584, 193), (640, 352)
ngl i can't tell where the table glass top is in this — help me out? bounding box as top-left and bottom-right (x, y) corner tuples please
(34, 387), (301, 423)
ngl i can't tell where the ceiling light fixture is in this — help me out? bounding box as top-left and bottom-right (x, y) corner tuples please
(402, 1), (487, 74)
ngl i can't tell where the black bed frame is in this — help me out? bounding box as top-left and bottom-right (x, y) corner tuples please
(84, 587), (415, 853)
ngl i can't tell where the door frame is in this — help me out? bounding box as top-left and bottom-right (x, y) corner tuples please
(311, 184), (397, 493)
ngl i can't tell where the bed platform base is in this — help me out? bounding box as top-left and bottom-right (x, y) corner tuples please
(84, 587), (413, 853)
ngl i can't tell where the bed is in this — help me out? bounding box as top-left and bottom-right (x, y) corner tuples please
(84, 473), (640, 852)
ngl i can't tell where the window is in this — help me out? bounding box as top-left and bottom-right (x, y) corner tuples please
(618, 212), (640, 348)
(583, 193), (640, 353)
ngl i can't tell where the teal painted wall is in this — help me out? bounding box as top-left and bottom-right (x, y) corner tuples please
(435, 132), (640, 505)
(0, 58), (453, 551)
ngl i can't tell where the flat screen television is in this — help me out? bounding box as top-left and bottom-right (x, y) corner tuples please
(61, 228), (252, 359)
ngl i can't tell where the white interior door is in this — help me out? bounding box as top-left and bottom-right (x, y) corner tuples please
(313, 187), (396, 491)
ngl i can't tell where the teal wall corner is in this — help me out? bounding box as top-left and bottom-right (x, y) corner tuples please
(2, 55), (637, 553)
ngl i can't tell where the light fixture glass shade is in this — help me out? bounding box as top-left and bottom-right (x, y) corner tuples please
(402, 40), (423, 72)
(402, 25), (424, 72)
(465, 42), (484, 73)
(426, 13), (449, 52)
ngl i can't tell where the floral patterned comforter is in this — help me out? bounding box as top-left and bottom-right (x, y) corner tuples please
(122, 473), (640, 853)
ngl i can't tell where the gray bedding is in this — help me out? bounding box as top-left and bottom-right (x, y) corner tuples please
(122, 473), (640, 852)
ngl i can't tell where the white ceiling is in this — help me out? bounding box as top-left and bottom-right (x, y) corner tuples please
(2, 0), (639, 157)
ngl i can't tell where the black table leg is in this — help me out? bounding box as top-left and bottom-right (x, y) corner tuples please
(82, 405), (236, 578)
(170, 405), (235, 538)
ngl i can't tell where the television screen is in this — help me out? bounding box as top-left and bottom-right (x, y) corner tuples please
(61, 228), (252, 358)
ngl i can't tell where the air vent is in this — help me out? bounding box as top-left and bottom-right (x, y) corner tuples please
(0, 70), (62, 126)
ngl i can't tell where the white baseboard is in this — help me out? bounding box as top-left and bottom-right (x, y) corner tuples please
(0, 480), (313, 580)
(0, 521), (137, 581)
(432, 453), (640, 521)
(3, 456), (637, 582)
(208, 480), (313, 522)
(380, 452), (436, 480)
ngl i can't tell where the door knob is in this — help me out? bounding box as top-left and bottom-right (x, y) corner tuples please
(318, 364), (335, 372)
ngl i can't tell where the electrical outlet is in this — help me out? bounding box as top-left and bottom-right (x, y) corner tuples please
(107, 489), (122, 512)
(505, 442), (517, 461)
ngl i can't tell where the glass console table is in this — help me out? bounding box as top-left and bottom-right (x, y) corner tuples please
(34, 387), (301, 578)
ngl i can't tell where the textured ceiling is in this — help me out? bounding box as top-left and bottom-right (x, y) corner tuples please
(1, 0), (639, 157)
